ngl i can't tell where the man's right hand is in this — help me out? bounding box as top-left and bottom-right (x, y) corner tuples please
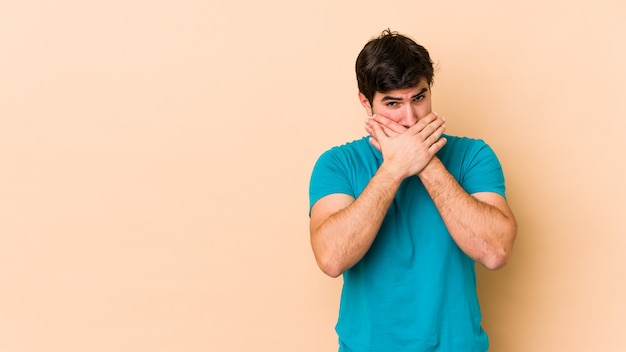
(365, 112), (447, 179)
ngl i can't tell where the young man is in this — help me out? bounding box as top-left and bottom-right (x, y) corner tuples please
(308, 30), (517, 351)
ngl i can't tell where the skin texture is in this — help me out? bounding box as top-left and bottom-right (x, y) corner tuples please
(309, 81), (517, 277)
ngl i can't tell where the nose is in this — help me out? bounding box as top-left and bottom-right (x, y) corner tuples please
(400, 105), (419, 127)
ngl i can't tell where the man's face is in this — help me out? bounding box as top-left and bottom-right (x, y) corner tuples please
(359, 79), (432, 128)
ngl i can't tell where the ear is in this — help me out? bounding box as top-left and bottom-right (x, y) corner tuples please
(358, 92), (373, 116)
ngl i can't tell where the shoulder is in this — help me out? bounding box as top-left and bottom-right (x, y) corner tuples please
(318, 136), (372, 156)
(314, 136), (377, 167)
(439, 134), (498, 162)
(309, 136), (380, 210)
(440, 135), (506, 196)
(441, 134), (489, 150)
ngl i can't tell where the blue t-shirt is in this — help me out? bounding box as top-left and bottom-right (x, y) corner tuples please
(309, 134), (506, 352)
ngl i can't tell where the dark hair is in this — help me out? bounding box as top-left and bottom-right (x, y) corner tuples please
(355, 29), (434, 105)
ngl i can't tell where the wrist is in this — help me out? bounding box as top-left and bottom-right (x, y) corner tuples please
(377, 162), (407, 185)
(417, 157), (444, 183)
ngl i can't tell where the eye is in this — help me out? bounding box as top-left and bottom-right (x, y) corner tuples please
(413, 95), (425, 102)
(385, 101), (398, 107)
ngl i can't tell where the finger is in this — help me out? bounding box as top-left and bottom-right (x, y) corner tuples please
(426, 125), (446, 146)
(368, 118), (402, 138)
(429, 135), (447, 154)
(369, 118), (388, 140)
(364, 123), (387, 144)
(368, 136), (382, 151)
(372, 114), (408, 135)
(364, 119), (373, 136)
(407, 113), (435, 134)
(367, 117), (391, 139)
(411, 112), (445, 137)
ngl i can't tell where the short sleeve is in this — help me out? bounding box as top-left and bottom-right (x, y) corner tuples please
(461, 141), (507, 198)
(308, 148), (356, 212)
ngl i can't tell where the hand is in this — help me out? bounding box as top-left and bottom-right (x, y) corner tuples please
(365, 112), (447, 178)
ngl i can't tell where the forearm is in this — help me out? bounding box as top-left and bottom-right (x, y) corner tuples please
(311, 165), (402, 277)
(418, 158), (517, 269)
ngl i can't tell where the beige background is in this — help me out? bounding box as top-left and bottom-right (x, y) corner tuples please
(1, 0), (625, 351)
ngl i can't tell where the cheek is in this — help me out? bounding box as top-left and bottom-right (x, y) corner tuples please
(417, 106), (432, 119)
(411, 103), (432, 121)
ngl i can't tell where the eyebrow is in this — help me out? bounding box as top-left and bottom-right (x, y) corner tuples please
(380, 87), (429, 102)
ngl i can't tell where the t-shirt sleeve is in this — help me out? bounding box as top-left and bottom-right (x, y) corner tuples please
(309, 148), (356, 212)
(461, 141), (507, 198)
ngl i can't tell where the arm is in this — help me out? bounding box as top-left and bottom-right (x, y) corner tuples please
(418, 158), (517, 270)
(310, 113), (447, 277)
(369, 114), (517, 270)
(309, 167), (402, 278)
